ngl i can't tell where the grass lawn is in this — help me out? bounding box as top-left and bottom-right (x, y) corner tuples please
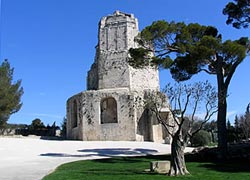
(43, 154), (250, 180)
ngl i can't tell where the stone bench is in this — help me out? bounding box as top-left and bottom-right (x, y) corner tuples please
(150, 161), (170, 173)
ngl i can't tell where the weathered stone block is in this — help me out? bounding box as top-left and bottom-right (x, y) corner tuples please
(150, 161), (170, 173)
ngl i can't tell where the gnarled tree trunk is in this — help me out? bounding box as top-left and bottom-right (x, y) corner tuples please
(169, 133), (189, 176)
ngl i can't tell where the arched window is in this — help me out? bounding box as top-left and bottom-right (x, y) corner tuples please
(71, 100), (78, 128)
(100, 97), (117, 124)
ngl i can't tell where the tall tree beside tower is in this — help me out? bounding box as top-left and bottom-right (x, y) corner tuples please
(129, 21), (249, 159)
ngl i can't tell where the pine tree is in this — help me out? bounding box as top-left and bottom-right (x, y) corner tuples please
(223, 0), (250, 29)
(0, 59), (23, 133)
(129, 21), (249, 159)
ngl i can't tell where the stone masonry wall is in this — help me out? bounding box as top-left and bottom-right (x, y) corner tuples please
(67, 88), (138, 141)
(129, 66), (159, 91)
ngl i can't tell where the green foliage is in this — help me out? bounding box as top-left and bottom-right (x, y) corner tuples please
(128, 48), (151, 68)
(239, 103), (250, 139)
(0, 59), (23, 131)
(129, 21), (248, 82)
(29, 118), (45, 131)
(222, 103), (250, 143)
(16, 119), (59, 136)
(6, 123), (27, 129)
(129, 20), (249, 158)
(203, 120), (217, 132)
(191, 130), (212, 147)
(227, 120), (238, 143)
(223, 0), (250, 28)
(201, 120), (217, 143)
(61, 117), (67, 138)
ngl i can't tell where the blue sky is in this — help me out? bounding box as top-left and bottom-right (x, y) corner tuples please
(1, 0), (249, 126)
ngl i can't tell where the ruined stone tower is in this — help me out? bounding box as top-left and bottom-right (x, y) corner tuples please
(87, 10), (159, 91)
(66, 11), (171, 142)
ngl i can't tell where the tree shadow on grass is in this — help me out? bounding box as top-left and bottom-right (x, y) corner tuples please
(199, 161), (250, 173)
(79, 168), (162, 176)
(184, 146), (250, 173)
(90, 154), (171, 166)
(144, 153), (250, 173)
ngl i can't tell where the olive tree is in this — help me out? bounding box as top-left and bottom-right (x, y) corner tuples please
(145, 81), (217, 176)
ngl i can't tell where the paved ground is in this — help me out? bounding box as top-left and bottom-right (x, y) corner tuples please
(0, 137), (193, 180)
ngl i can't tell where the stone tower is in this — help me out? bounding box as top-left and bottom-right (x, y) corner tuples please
(66, 11), (171, 143)
(87, 10), (159, 91)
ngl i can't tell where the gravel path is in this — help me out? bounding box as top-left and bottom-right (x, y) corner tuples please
(0, 137), (193, 180)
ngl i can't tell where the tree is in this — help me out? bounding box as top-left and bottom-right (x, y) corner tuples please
(234, 115), (241, 141)
(227, 120), (237, 143)
(0, 59), (23, 133)
(239, 103), (250, 139)
(190, 130), (212, 147)
(129, 21), (249, 159)
(29, 118), (45, 131)
(61, 117), (67, 138)
(203, 120), (217, 143)
(223, 0), (250, 28)
(145, 81), (217, 176)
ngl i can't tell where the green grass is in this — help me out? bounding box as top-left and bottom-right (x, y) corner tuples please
(43, 155), (250, 180)
(208, 142), (218, 147)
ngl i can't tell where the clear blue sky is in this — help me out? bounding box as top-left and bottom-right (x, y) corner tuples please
(1, 0), (249, 126)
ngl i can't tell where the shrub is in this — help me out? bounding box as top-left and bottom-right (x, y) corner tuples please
(191, 130), (212, 147)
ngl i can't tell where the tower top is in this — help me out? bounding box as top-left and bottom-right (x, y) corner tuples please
(87, 11), (159, 91)
(113, 10), (135, 18)
(98, 11), (138, 52)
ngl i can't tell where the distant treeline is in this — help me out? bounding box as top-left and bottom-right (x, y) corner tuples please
(5, 118), (60, 137)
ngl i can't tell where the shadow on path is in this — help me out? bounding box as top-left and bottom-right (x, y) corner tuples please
(40, 153), (88, 157)
(40, 148), (158, 158)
